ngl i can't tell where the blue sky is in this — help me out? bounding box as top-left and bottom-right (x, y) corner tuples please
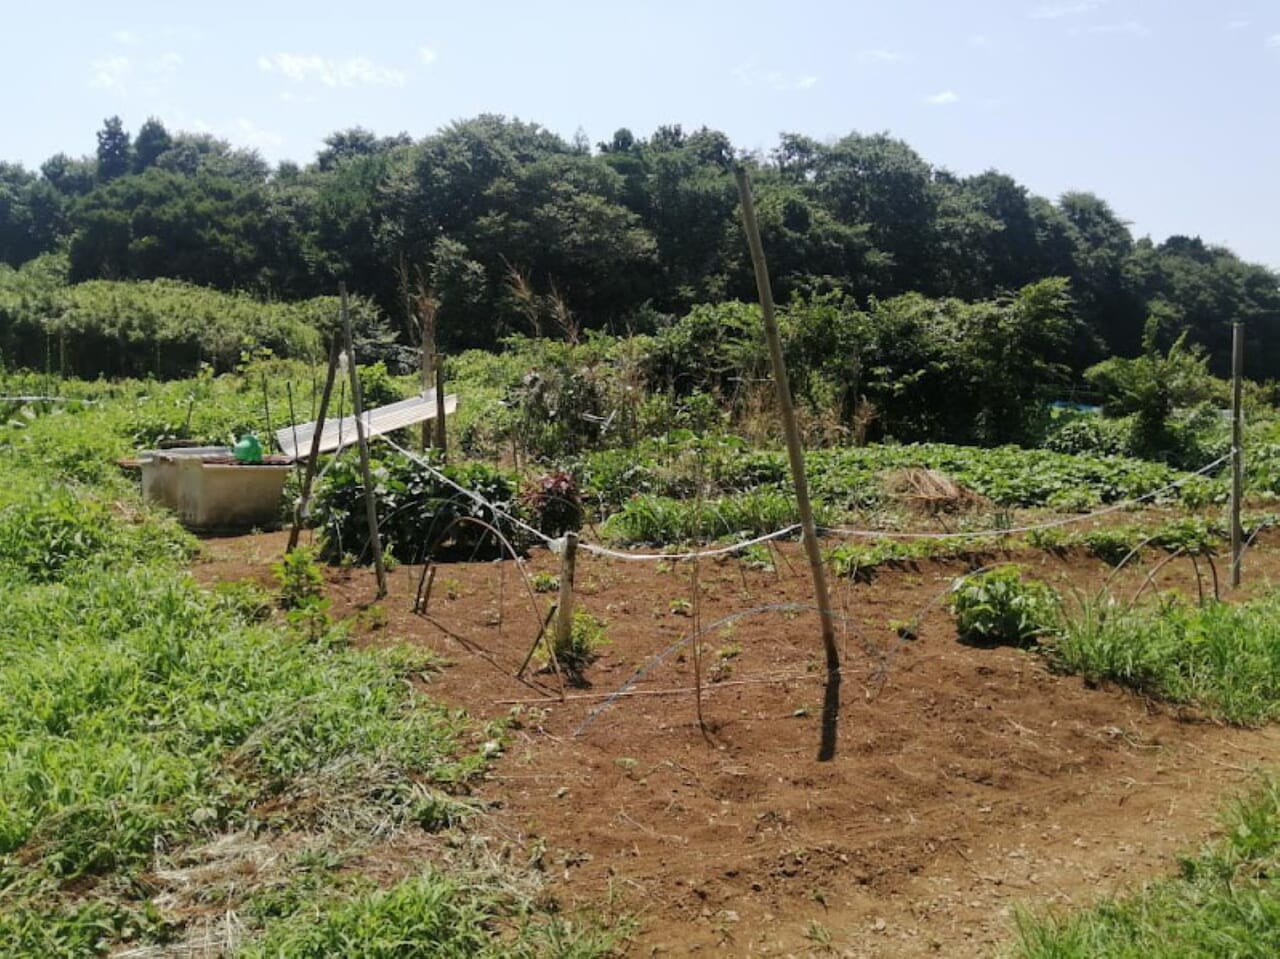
(6, 0), (1280, 269)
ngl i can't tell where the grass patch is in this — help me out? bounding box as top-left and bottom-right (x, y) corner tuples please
(0, 567), (484, 881)
(1048, 592), (1280, 725)
(240, 870), (624, 958)
(1014, 776), (1280, 957)
(600, 490), (821, 546)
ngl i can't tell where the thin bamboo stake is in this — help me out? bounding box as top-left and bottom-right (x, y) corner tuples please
(434, 354), (448, 460)
(1231, 321), (1244, 587)
(287, 337), (340, 553)
(420, 308), (435, 451)
(286, 382), (301, 469)
(261, 373), (274, 452)
(734, 167), (838, 673)
(341, 282), (387, 598)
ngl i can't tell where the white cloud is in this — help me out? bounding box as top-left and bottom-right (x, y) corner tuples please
(90, 55), (131, 89)
(258, 52), (407, 88)
(925, 90), (960, 105)
(1031, 0), (1109, 20)
(857, 48), (905, 64)
(1268, 34), (1280, 48)
(1078, 20), (1150, 37)
(112, 29), (140, 45)
(1226, 20), (1249, 30)
(154, 52), (183, 75)
(235, 118), (284, 150)
(969, 34), (991, 47)
(733, 64), (819, 92)
(418, 45), (437, 66)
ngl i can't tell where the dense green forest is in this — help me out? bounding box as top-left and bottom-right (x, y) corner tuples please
(1, 114), (1278, 379)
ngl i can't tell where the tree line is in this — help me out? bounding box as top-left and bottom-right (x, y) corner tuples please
(1, 114), (1277, 377)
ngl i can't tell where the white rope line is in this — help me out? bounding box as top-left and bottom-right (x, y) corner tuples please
(818, 452), (1231, 541)
(576, 525), (802, 562)
(0, 395), (91, 404)
(352, 440), (1231, 563)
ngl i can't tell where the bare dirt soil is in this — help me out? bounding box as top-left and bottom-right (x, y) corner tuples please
(194, 526), (1280, 957)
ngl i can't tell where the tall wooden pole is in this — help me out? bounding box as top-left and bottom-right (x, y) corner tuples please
(341, 282), (388, 597)
(420, 310), (435, 451)
(287, 337), (340, 553)
(1231, 320), (1244, 587)
(734, 167), (838, 673)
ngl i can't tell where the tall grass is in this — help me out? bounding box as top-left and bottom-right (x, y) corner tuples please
(0, 380), (618, 956)
(599, 489), (825, 546)
(1048, 593), (1280, 725)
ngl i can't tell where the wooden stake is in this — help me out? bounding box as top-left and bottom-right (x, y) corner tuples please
(420, 308), (436, 451)
(286, 382), (301, 467)
(554, 532), (579, 655)
(341, 282), (388, 598)
(735, 167), (839, 672)
(1231, 320), (1244, 587)
(287, 337), (340, 553)
(261, 373), (275, 452)
(433, 354), (448, 460)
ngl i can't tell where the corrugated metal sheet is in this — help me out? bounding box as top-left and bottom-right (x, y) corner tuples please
(276, 390), (458, 459)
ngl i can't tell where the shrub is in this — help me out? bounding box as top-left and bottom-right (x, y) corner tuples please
(1043, 414), (1134, 458)
(950, 566), (1059, 646)
(312, 454), (524, 564)
(519, 471), (583, 538)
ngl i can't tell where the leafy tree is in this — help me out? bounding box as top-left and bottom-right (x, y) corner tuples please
(0, 163), (38, 265)
(807, 133), (937, 294)
(95, 116), (132, 182)
(1086, 321), (1217, 460)
(316, 127), (411, 171)
(1059, 191), (1143, 358)
(133, 117), (173, 173)
(40, 154), (96, 198)
(68, 168), (275, 289)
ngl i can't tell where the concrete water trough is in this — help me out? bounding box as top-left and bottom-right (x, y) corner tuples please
(136, 447), (293, 532)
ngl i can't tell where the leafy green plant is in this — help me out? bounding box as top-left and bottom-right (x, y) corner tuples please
(542, 610), (607, 679)
(950, 566), (1059, 646)
(273, 545), (325, 610)
(529, 571), (560, 594)
(312, 454), (524, 564)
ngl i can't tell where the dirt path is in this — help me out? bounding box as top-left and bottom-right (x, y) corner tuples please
(195, 530), (1280, 956)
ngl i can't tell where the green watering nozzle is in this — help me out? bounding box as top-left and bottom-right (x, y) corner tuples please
(233, 434), (264, 464)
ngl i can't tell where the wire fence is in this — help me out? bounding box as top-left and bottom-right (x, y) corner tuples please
(304, 437), (1259, 740)
(374, 436), (1233, 563)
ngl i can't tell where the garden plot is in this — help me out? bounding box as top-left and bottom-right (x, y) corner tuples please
(196, 527), (1280, 957)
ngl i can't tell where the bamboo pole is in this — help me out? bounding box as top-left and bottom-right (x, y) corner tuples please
(287, 337), (340, 553)
(261, 373), (275, 452)
(734, 167), (839, 673)
(1231, 320), (1244, 587)
(420, 310), (435, 451)
(341, 282), (388, 597)
(433, 354), (448, 460)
